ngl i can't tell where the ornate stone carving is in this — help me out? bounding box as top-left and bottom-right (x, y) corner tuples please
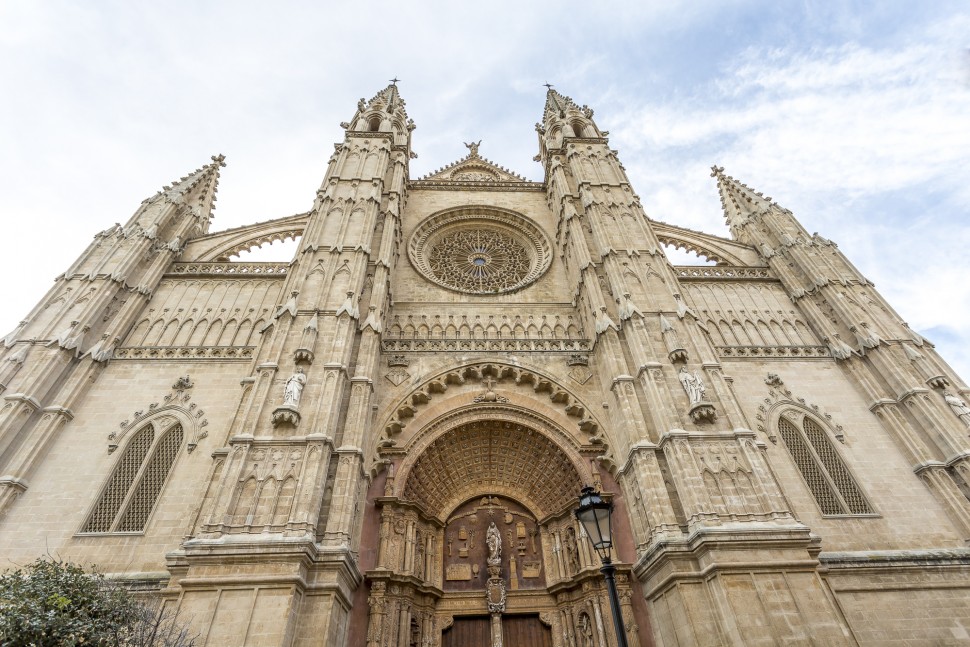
(756, 379), (846, 444)
(943, 391), (970, 428)
(272, 368), (306, 427)
(486, 521), (502, 566)
(679, 367), (716, 423)
(660, 314), (688, 363)
(473, 377), (509, 404)
(385, 366), (410, 386)
(282, 368), (306, 407)
(402, 421), (583, 520)
(408, 206), (552, 295)
(108, 377), (207, 453)
(114, 346), (255, 361)
(167, 262), (289, 276)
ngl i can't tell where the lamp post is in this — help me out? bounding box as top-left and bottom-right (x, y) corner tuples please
(575, 486), (630, 647)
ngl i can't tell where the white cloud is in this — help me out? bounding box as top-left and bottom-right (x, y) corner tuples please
(608, 14), (970, 377)
(0, 1), (968, 382)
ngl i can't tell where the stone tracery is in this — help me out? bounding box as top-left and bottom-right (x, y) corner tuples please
(427, 228), (530, 293)
(408, 206), (552, 295)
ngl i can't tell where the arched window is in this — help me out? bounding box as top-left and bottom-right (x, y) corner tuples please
(368, 116), (381, 132)
(777, 413), (872, 515)
(571, 121), (585, 138)
(81, 421), (184, 533)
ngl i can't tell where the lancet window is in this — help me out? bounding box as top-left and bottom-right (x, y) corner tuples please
(777, 413), (872, 515)
(81, 421), (184, 533)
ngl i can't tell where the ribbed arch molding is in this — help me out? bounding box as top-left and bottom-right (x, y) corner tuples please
(400, 417), (584, 521)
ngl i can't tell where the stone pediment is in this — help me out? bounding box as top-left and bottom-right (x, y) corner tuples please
(414, 144), (541, 190)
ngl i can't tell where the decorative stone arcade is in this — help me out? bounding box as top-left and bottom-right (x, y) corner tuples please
(361, 402), (642, 647)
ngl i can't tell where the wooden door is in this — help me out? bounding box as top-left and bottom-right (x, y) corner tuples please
(442, 616), (490, 647)
(441, 614), (552, 647)
(503, 614), (552, 647)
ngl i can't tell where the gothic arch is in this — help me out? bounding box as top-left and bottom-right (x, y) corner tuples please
(376, 360), (605, 446)
(392, 404), (592, 522)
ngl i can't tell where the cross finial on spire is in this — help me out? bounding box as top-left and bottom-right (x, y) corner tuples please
(710, 165), (725, 177)
(390, 77), (400, 85)
(543, 82), (554, 90)
(211, 154), (227, 168)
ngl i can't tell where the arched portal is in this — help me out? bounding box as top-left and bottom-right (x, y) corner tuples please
(362, 412), (640, 647)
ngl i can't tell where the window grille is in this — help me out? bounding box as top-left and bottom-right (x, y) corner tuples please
(778, 415), (872, 515)
(82, 427), (154, 532)
(81, 422), (182, 533)
(117, 425), (183, 531)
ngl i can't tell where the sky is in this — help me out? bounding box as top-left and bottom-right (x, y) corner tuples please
(1, 1), (968, 378)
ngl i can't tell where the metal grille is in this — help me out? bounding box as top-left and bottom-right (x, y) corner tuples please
(82, 427), (154, 532)
(778, 418), (844, 515)
(117, 425), (183, 531)
(802, 417), (872, 514)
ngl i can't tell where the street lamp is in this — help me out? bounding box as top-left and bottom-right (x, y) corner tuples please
(575, 486), (629, 647)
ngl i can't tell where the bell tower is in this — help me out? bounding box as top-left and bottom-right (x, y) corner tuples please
(539, 88), (856, 645)
(170, 83), (413, 645)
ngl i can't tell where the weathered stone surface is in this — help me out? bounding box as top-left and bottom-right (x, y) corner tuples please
(1, 85), (969, 646)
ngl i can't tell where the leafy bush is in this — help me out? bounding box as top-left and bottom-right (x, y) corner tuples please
(0, 558), (195, 646)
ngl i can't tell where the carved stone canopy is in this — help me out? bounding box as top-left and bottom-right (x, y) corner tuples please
(400, 420), (584, 520)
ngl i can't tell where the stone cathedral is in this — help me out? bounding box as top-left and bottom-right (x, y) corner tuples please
(2, 83), (970, 647)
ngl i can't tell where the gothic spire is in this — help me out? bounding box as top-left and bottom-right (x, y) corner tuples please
(150, 154), (226, 225)
(359, 81), (409, 120)
(345, 81), (413, 139)
(543, 87), (584, 120)
(710, 165), (775, 230)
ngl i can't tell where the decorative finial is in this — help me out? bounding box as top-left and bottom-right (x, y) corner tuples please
(211, 154), (227, 167)
(389, 77), (400, 85)
(543, 82), (554, 90)
(464, 140), (481, 157)
(710, 165), (724, 177)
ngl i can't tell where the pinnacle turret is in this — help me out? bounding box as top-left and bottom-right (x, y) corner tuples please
(537, 86), (605, 155)
(542, 87), (587, 122)
(345, 80), (414, 139)
(710, 165), (777, 232)
(147, 154), (226, 231)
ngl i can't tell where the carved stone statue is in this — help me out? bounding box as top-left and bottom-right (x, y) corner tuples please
(679, 367), (707, 404)
(283, 367), (307, 408)
(464, 140), (481, 157)
(486, 521), (502, 566)
(579, 613), (593, 647)
(944, 391), (970, 427)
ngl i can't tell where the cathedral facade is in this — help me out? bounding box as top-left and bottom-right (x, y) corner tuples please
(2, 84), (970, 646)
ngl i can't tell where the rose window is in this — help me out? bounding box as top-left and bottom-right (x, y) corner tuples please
(408, 207), (552, 295)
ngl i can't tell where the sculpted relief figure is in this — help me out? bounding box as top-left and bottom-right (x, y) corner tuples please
(944, 390), (970, 427)
(283, 367), (307, 408)
(464, 140), (481, 157)
(679, 367), (707, 404)
(486, 521), (502, 566)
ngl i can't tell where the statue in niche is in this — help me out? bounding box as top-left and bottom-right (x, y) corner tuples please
(579, 614), (594, 647)
(944, 391), (970, 427)
(564, 527), (580, 574)
(283, 367), (307, 407)
(486, 521), (502, 566)
(679, 367), (707, 404)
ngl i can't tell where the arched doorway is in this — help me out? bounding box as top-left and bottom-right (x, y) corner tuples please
(362, 410), (640, 647)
